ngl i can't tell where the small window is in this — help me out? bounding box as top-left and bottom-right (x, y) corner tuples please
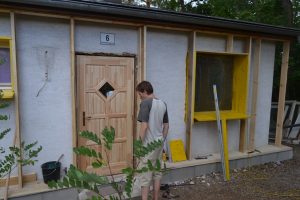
(193, 51), (249, 121)
(195, 53), (233, 112)
(0, 47), (11, 87)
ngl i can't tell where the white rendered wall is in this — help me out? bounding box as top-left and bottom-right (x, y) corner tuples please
(254, 41), (275, 147)
(233, 38), (247, 53)
(146, 29), (188, 151)
(196, 33), (227, 52)
(0, 13), (11, 36)
(75, 21), (138, 54)
(192, 121), (240, 156)
(16, 16), (72, 179)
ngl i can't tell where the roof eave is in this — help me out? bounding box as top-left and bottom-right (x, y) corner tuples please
(1, 0), (300, 38)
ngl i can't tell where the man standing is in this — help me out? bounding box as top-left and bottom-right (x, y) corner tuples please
(136, 81), (169, 200)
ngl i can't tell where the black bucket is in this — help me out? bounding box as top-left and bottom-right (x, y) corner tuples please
(41, 161), (61, 183)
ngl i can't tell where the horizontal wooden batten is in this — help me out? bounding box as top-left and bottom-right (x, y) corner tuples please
(85, 113), (127, 119)
(74, 17), (142, 27)
(197, 51), (248, 56)
(0, 173), (36, 187)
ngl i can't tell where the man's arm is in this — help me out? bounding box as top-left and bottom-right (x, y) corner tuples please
(162, 123), (169, 139)
(139, 122), (148, 142)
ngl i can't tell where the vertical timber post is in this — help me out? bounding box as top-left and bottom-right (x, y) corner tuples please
(275, 41), (290, 146)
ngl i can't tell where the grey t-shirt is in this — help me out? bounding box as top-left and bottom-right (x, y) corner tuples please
(138, 98), (168, 144)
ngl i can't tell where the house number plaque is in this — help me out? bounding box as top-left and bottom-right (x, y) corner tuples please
(100, 32), (115, 45)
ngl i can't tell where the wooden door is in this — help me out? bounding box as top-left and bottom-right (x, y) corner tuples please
(77, 55), (134, 175)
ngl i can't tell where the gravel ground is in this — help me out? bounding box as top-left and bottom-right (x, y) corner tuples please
(159, 143), (300, 200)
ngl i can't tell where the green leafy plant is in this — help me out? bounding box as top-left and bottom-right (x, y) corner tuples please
(48, 127), (164, 200)
(0, 90), (42, 179)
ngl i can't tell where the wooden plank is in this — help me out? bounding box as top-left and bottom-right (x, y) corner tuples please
(0, 173), (37, 187)
(226, 35), (233, 52)
(0, 9), (10, 13)
(275, 41), (290, 146)
(147, 24), (191, 32)
(70, 18), (77, 166)
(221, 120), (230, 181)
(186, 31), (196, 160)
(249, 39), (261, 151)
(74, 17), (141, 26)
(15, 10), (70, 19)
(10, 11), (22, 189)
(141, 26), (147, 80)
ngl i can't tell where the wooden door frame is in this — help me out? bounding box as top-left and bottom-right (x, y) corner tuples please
(74, 53), (138, 168)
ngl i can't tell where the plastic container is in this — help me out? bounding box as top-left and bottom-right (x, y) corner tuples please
(41, 161), (61, 183)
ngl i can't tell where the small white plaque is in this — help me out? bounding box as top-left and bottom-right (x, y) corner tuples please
(100, 33), (115, 45)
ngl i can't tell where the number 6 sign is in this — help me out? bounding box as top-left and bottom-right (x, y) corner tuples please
(100, 33), (115, 45)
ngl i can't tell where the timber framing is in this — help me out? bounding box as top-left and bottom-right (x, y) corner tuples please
(249, 39), (262, 151)
(275, 41), (290, 146)
(186, 31), (196, 159)
(0, 173), (36, 187)
(10, 11), (22, 189)
(70, 18), (77, 166)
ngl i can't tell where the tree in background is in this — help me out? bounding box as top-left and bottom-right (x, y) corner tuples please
(123, 0), (300, 101)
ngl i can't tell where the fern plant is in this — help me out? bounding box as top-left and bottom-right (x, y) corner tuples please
(48, 127), (164, 200)
(0, 90), (42, 179)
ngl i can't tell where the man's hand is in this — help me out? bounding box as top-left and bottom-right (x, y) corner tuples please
(139, 122), (148, 142)
(162, 123), (169, 139)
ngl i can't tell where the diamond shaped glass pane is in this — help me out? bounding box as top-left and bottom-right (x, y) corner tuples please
(99, 82), (115, 98)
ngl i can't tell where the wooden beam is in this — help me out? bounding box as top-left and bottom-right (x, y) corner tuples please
(275, 41), (290, 146)
(141, 26), (147, 80)
(70, 18), (77, 166)
(147, 24), (191, 32)
(74, 17), (142, 27)
(186, 31), (196, 160)
(221, 119), (230, 180)
(239, 37), (252, 152)
(226, 35), (233, 52)
(14, 10), (70, 19)
(0, 173), (37, 187)
(248, 39), (261, 151)
(10, 11), (22, 189)
(134, 25), (147, 159)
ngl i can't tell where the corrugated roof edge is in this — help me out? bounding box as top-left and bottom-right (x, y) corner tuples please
(1, 0), (300, 39)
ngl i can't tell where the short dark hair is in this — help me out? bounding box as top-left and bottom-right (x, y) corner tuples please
(136, 81), (153, 94)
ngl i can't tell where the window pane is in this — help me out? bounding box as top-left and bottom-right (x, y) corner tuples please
(195, 54), (233, 112)
(0, 48), (11, 85)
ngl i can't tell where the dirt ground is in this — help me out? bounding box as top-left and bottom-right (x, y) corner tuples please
(160, 143), (300, 200)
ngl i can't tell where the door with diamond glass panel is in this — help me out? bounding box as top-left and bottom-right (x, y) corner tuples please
(77, 55), (134, 175)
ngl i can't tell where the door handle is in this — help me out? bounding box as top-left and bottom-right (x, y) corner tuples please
(83, 111), (85, 126)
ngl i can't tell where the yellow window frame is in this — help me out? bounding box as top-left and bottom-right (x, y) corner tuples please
(193, 51), (250, 122)
(0, 36), (14, 99)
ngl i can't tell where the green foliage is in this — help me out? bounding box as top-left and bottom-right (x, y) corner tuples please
(0, 90), (42, 179)
(133, 139), (163, 158)
(102, 127), (115, 150)
(48, 127), (164, 199)
(79, 130), (102, 145)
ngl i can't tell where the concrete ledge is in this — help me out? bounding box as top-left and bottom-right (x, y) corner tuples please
(162, 144), (292, 183)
